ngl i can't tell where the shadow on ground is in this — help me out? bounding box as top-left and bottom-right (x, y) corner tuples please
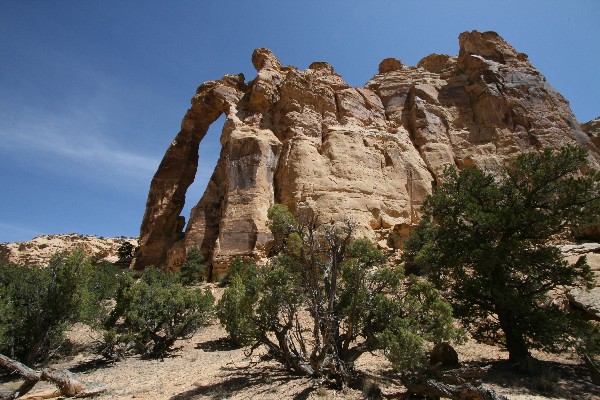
(195, 337), (243, 352)
(0, 371), (19, 384)
(167, 353), (600, 400)
(170, 364), (314, 400)
(69, 357), (115, 373)
(363, 359), (600, 399)
(480, 359), (600, 399)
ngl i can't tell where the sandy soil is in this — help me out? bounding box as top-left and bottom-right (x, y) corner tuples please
(1, 305), (598, 400)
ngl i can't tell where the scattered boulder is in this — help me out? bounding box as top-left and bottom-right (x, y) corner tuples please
(567, 288), (600, 321)
(559, 242), (600, 256)
(430, 342), (460, 368)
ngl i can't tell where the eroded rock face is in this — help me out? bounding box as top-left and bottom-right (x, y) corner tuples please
(134, 31), (598, 278)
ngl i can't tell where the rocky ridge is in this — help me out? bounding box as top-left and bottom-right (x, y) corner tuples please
(135, 30), (599, 278)
(0, 234), (137, 266)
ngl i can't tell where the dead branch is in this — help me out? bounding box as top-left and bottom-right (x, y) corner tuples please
(401, 377), (508, 400)
(583, 353), (600, 385)
(0, 353), (106, 399)
(400, 365), (507, 400)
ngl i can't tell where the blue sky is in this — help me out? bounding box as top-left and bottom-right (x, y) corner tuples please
(1, 1), (598, 242)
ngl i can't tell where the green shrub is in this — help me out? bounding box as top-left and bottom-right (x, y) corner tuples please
(117, 241), (134, 263)
(0, 284), (15, 355)
(216, 258), (259, 346)
(103, 267), (214, 359)
(88, 261), (127, 300)
(77, 260), (131, 326)
(0, 250), (94, 365)
(218, 205), (461, 387)
(179, 247), (205, 285)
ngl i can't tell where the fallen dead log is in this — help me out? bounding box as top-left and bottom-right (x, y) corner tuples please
(12, 388), (60, 400)
(0, 354), (106, 399)
(400, 366), (507, 400)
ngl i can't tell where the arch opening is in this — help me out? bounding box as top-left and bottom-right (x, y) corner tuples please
(181, 113), (226, 229)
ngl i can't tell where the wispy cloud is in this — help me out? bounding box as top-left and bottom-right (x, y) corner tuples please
(0, 88), (160, 188)
(1, 109), (156, 175)
(0, 57), (222, 205)
(0, 222), (43, 243)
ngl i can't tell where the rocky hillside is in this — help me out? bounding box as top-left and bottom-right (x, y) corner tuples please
(135, 30), (599, 278)
(0, 234), (137, 266)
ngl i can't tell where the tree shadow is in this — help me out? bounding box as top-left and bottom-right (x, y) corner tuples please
(0, 370), (19, 384)
(169, 364), (314, 400)
(371, 358), (600, 399)
(473, 359), (599, 399)
(195, 337), (242, 352)
(68, 357), (115, 373)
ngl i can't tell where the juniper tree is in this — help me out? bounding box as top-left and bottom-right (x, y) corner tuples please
(404, 146), (600, 370)
(179, 247), (205, 285)
(102, 267), (214, 359)
(117, 242), (134, 263)
(0, 250), (94, 365)
(218, 205), (461, 387)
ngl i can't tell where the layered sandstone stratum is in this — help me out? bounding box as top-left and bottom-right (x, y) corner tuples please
(135, 30), (599, 278)
(0, 234), (137, 266)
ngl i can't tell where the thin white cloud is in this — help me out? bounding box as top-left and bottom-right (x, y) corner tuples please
(0, 222), (43, 243)
(0, 64), (221, 199)
(0, 88), (161, 190)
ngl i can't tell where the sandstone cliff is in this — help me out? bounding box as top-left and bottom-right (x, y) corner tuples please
(135, 30), (598, 278)
(0, 234), (137, 266)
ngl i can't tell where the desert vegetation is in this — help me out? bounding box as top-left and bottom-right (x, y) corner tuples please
(101, 266), (213, 360)
(405, 146), (600, 371)
(0, 250), (214, 398)
(2, 147), (600, 398)
(0, 250), (97, 366)
(218, 205), (462, 389)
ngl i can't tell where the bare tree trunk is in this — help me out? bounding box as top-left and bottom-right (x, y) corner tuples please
(0, 353), (106, 399)
(496, 309), (537, 372)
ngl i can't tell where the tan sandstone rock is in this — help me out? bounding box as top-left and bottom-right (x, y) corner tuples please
(134, 31), (599, 279)
(0, 234), (137, 266)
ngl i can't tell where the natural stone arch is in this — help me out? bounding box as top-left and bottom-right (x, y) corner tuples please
(134, 32), (598, 277)
(133, 75), (246, 270)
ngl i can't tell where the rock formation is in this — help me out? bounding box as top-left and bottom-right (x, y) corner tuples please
(135, 30), (598, 278)
(0, 234), (137, 266)
(583, 116), (600, 148)
(564, 249), (600, 322)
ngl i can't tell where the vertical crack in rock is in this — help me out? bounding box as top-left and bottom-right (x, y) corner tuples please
(135, 30), (599, 275)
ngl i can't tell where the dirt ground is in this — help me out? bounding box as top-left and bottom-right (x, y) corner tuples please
(1, 309), (598, 400)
